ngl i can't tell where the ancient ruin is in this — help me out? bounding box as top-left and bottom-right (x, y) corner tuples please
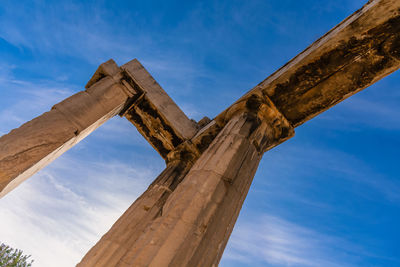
(1, 0), (399, 266)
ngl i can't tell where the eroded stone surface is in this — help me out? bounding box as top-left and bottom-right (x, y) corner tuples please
(0, 62), (132, 198)
(122, 59), (198, 159)
(77, 159), (195, 266)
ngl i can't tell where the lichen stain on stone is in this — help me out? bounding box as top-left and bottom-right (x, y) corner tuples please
(125, 99), (187, 158)
(194, 124), (222, 153)
(126, 111), (167, 157)
(267, 14), (400, 126)
(136, 100), (183, 147)
(194, 92), (294, 155)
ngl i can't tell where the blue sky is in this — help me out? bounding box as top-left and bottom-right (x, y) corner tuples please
(0, 0), (400, 266)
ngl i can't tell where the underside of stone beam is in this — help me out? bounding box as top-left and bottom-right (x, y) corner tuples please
(218, 0), (400, 127)
(121, 59), (198, 159)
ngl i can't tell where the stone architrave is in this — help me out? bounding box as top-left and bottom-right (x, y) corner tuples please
(0, 0), (400, 266)
(0, 60), (136, 198)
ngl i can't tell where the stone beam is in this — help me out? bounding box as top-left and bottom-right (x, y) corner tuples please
(0, 60), (137, 198)
(219, 0), (400, 127)
(121, 59), (198, 159)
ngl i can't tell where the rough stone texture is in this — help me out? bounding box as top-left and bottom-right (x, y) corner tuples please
(78, 95), (294, 266)
(77, 157), (195, 267)
(123, 59), (198, 159)
(0, 63), (133, 198)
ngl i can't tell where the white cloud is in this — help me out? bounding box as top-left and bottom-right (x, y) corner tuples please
(0, 1), (140, 65)
(0, 66), (77, 135)
(0, 69), (161, 266)
(0, 154), (155, 267)
(261, 143), (400, 204)
(313, 88), (400, 132)
(222, 214), (365, 267)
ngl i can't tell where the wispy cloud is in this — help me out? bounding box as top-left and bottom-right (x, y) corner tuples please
(0, 66), (161, 266)
(261, 143), (400, 205)
(310, 74), (400, 132)
(318, 99), (400, 132)
(0, 76), (77, 136)
(223, 214), (370, 267)
(0, 154), (155, 267)
(0, 1), (139, 64)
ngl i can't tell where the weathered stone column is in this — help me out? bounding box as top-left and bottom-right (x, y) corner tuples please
(77, 149), (197, 266)
(0, 60), (135, 198)
(78, 94), (294, 266)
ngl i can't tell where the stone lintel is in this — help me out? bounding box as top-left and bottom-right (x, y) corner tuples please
(121, 59), (199, 159)
(0, 62), (134, 198)
(219, 0), (400, 127)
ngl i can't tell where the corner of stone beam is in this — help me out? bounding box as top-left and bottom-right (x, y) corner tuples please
(85, 59), (120, 89)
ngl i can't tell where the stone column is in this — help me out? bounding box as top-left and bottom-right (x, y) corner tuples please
(77, 151), (196, 266)
(78, 94), (294, 266)
(0, 60), (135, 198)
